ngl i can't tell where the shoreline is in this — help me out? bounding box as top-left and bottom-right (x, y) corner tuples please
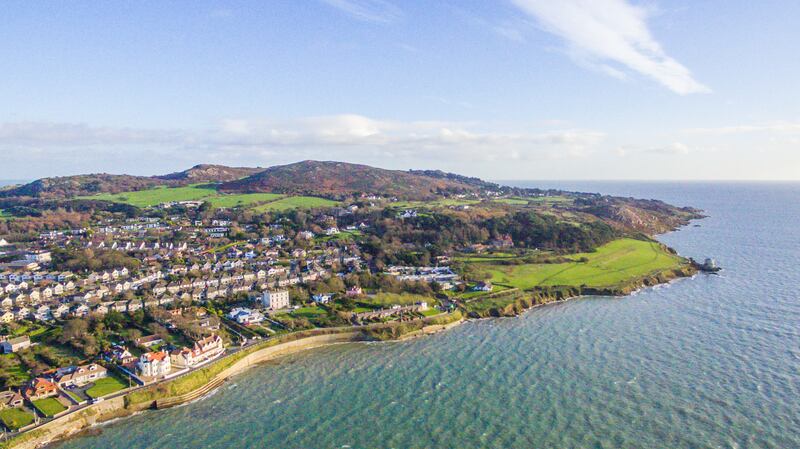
(9, 263), (697, 449)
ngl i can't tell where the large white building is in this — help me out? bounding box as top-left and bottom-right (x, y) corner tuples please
(137, 351), (172, 377)
(261, 290), (290, 310)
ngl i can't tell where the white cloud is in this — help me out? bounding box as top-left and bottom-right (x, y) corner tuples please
(0, 115), (606, 176)
(511, 0), (709, 94)
(320, 0), (402, 23)
(684, 121), (800, 135)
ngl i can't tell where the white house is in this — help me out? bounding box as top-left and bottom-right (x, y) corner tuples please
(261, 290), (290, 310)
(137, 351), (171, 378)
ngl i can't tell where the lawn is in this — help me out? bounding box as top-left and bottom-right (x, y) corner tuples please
(80, 185), (218, 207)
(291, 307), (328, 319)
(0, 209), (12, 219)
(473, 238), (686, 290)
(32, 397), (67, 417)
(0, 408), (35, 430)
(85, 376), (127, 398)
(362, 292), (433, 307)
(253, 196), (338, 212)
(205, 193), (284, 208)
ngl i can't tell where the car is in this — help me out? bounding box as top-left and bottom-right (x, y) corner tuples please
(91, 397), (105, 404)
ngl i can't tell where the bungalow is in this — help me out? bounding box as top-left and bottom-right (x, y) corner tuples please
(0, 390), (24, 409)
(135, 335), (164, 348)
(1, 336), (31, 353)
(55, 363), (108, 388)
(473, 281), (493, 292)
(312, 293), (333, 304)
(345, 286), (363, 297)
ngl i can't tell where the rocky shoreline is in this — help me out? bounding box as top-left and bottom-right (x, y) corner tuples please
(6, 260), (699, 449)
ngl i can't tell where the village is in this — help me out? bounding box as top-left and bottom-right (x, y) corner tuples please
(0, 204), (469, 433)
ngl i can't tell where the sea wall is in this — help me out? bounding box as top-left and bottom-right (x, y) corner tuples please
(3, 313), (463, 449)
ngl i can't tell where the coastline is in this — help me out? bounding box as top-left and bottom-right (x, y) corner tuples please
(7, 259), (698, 448)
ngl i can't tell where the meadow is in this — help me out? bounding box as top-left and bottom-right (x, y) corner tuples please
(252, 196), (338, 212)
(470, 238), (686, 290)
(80, 185), (336, 211)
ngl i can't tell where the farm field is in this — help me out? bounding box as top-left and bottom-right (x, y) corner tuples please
(389, 198), (480, 209)
(80, 185), (336, 211)
(204, 193), (284, 208)
(79, 185), (218, 207)
(253, 196), (338, 212)
(471, 238), (686, 290)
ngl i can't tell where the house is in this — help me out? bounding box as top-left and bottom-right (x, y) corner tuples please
(261, 290), (290, 310)
(0, 390), (24, 409)
(312, 293), (333, 304)
(0, 310), (14, 323)
(227, 307), (265, 325)
(24, 378), (58, 400)
(473, 281), (493, 292)
(324, 227), (340, 236)
(137, 351), (172, 378)
(1, 336), (31, 353)
(55, 363), (108, 387)
(135, 335), (164, 348)
(345, 286), (362, 297)
(170, 334), (224, 368)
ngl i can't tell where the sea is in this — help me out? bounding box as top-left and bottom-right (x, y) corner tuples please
(40, 181), (800, 449)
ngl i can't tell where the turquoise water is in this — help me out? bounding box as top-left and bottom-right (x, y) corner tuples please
(55, 182), (800, 448)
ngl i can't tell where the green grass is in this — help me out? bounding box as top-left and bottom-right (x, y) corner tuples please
(65, 390), (84, 403)
(32, 397), (67, 417)
(291, 307), (328, 319)
(0, 408), (34, 430)
(205, 193), (284, 208)
(0, 209), (12, 219)
(80, 185), (218, 207)
(85, 376), (127, 398)
(362, 293), (433, 307)
(473, 238), (685, 290)
(494, 197), (531, 205)
(253, 196), (338, 212)
(389, 198), (479, 209)
(316, 229), (362, 242)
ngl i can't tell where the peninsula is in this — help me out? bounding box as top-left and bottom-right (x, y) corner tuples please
(0, 161), (704, 447)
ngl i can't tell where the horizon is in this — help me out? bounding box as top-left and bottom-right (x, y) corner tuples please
(2, 1), (799, 180)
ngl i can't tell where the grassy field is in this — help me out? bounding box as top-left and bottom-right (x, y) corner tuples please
(389, 198), (480, 209)
(205, 193), (284, 208)
(80, 185), (218, 207)
(253, 196), (338, 212)
(85, 376), (127, 398)
(494, 197), (531, 205)
(472, 238), (685, 290)
(32, 397), (67, 417)
(291, 307), (328, 319)
(80, 184), (336, 211)
(362, 292), (432, 307)
(0, 408), (34, 430)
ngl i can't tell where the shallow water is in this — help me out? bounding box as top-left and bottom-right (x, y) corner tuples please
(56, 182), (800, 449)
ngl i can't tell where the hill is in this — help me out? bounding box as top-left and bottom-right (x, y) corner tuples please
(155, 164), (263, 183)
(1, 165), (263, 199)
(219, 160), (486, 200)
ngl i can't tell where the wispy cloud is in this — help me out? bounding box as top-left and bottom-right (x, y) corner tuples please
(511, 0), (709, 94)
(320, 0), (402, 23)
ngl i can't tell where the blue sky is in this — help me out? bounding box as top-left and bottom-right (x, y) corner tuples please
(1, 0), (799, 180)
